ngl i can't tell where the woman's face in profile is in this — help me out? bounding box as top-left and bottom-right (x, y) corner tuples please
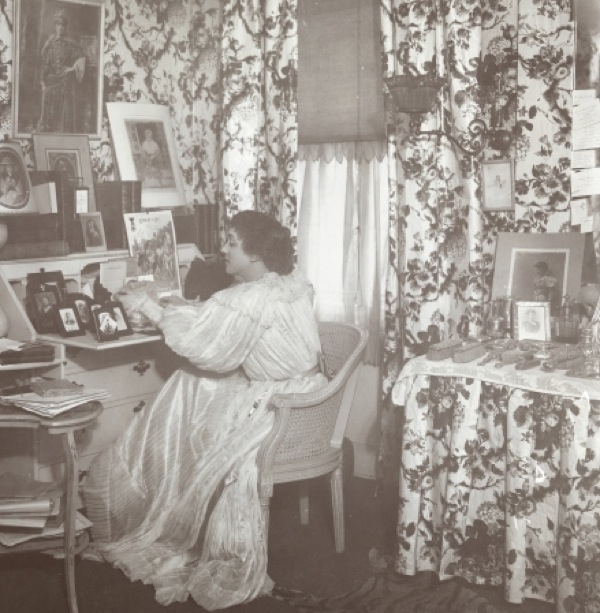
(222, 228), (253, 280)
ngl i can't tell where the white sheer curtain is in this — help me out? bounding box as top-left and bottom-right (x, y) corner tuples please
(296, 142), (388, 364)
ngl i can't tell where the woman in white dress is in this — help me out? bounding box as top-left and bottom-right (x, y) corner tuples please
(83, 211), (327, 610)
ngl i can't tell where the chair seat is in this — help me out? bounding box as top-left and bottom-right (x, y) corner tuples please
(273, 448), (342, 484)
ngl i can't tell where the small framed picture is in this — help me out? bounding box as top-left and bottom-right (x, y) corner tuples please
(31, 289), (60, 334)
(105, 300), (133, 336)
(481, 159), (514, 212)
(92, 306), (120, 342)
(513, 301), (552, 342)
(56, 306), (85, 337)
(65, 293), (94, 331)
(80, 211), (107, 253)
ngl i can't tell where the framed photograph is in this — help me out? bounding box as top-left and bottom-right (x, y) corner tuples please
(56, 305), (85, 336)
(106, 102), (186, 209)
(65, 292), (93, 330)
(0, 142), (36, 215)
(513, 301), (552, 342)
(92, 306), (120, 342)
(481, 159), (514, 212)
(105, 300), (133, 336)
(79, 211), (106, 252)
(25, 270), (69, 305)
(13, 0), (106, 139)
(32, 133), (96, 211)
(31, 289), (60, 333)
(123, 210), (181, 296)
(491, 232), (587, 315)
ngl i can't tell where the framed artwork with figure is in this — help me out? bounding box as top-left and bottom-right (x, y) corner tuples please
(481, 159), (514, 211)
(32, 134), (96, 211)
(491, 232), (586, 315)
(107, 103), (187, 209)
(13, 0), (106, 139)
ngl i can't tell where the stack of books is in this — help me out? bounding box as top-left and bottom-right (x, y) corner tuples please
(0, 340), (55, 366)
(0, 473), (91, 548)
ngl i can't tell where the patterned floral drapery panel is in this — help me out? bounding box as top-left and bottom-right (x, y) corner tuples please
(392, 358), (600, 612)
(377, 0), (574, 496)
(220, 0), (298, 228)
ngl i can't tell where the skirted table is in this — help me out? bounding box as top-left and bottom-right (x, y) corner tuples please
(391, 356), (600, 612)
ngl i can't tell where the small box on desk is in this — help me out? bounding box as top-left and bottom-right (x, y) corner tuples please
(94, 181), (142, 250)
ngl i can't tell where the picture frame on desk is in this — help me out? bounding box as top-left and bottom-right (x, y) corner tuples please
(13, 0), (106, 139)
(30, 289), (60, 334)
(91, 306), (119, 342)
(79, 211), (106, 253)
(513, 301), (551, 342)
(107, 102), (186, 209)
(64, 293), (93, 331)
(104, 300), (133, 336)
(25, 270), (69, 305)
(56, 306), (85, 337)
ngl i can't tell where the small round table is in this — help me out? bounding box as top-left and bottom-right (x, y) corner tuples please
(0, 401), (102, 613)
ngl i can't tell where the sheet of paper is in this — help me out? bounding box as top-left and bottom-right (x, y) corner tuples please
(582, 216), (595, 233)
(572, 168), (600, 197)
(571, 198), (590, 225)
(573, 99), (600, 150)
(573, 89), (598, 104)
(99, 260), (128, 295)
(572, 149), (598, 169)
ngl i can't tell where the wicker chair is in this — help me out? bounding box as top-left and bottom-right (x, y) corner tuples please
(257, 322), (367, 553)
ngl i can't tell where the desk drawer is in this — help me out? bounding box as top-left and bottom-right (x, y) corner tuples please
(63, 347), (170, 402)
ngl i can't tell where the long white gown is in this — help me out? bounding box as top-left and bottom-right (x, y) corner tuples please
(83, 270), (327, 610)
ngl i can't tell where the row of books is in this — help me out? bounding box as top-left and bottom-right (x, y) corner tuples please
(0, 473), (91, 548)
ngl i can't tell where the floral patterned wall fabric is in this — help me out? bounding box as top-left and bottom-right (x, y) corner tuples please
(378, 0), (574, 491)
(0, 0), (297, 232)
(220, 0), (298, 228)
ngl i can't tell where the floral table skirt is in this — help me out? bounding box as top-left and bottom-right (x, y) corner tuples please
(391, 357), (600, 613)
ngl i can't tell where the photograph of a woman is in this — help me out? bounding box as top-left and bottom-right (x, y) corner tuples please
(80, 211), (106, 252)
(83, 211), (328, 610)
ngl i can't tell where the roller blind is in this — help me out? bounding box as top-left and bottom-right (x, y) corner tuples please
(298, 0), (385, 144)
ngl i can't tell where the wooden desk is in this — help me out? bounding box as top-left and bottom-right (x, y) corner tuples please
(392, 356), (600, 613)
(0, 402), (102, 613)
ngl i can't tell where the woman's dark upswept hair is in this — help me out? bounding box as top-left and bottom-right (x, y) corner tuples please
(230, 211), (294, 275)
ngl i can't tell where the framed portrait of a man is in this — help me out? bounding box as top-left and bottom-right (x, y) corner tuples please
(13, 0), (106, 139)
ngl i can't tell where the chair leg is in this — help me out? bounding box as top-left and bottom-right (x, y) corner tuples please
(331, 465), (345, 553)
(260, 497), (271, 551)
(299, 481), (309, 525)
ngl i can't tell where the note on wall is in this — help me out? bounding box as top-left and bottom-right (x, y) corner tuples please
(573, 98), (600, 150)
(572, 168), (600, 197)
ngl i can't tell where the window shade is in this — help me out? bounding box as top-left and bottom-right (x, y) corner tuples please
(298, 0), (385, 144)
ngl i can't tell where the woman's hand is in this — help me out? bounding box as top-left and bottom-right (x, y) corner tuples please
(159, 294), (188, 307)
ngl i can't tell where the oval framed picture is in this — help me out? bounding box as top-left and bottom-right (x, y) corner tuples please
(0, 142), (36, 215)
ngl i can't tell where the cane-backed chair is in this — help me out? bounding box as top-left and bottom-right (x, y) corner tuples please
(257, 322), (367, 553)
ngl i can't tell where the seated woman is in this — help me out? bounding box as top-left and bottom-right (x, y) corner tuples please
(83, 211), (327, 610)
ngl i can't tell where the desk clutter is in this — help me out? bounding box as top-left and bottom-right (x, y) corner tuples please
(426, 337), (588, 374)
(0, 472), (91, 548)
(0, 339), (55, 364)
(0, 378), (108, 418)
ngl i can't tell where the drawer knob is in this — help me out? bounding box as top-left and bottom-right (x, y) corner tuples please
(133, 400), (146, 413)
(133, 360), (150, 376)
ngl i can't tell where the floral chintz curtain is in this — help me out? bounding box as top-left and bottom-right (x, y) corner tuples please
(377, 0), (574, 498)
(220, 0), (298, 229)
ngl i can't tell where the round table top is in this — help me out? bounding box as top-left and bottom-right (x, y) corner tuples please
(0, 400), (102, 432)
